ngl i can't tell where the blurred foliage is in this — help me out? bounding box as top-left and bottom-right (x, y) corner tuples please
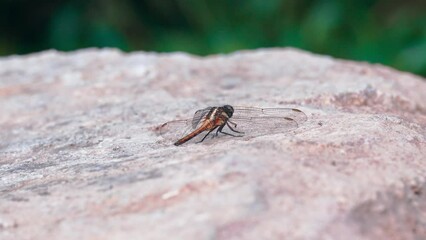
(1, 0), (426, 76)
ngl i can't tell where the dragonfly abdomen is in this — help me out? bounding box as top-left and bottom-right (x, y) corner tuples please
(174, 121), (214, 146)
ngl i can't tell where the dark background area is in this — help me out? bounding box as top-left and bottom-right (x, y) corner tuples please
(1, 0), (425, 76)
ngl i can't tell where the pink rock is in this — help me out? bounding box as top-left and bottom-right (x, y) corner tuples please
(0, 48), (425, 240)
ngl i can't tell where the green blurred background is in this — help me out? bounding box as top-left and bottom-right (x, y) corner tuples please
(1, 0), (426, 76)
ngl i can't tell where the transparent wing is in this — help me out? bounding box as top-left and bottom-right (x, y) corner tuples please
(223, 116), (298, 137)
(219, 107), (307, 138)
(191, 107), (212, 128)
(154, 119), (191, 142)
(232, 107), (307, 125)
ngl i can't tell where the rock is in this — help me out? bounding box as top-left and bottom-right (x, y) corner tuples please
(0, 48), (425, 240)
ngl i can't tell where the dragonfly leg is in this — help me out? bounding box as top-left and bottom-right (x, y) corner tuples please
(219, 131), (243, 138)
(226, 122), (244, 134)
(228, 120), (237, 128)
(217, 123), (243, 137)
(197, 126), (218, 143)
(215, 124), (225, 137)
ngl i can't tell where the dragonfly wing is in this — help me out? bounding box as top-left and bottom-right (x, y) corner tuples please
(192, 107), (212, 128)
(154, 119), (193, 143)
(225, 116), (299, 137)
(233, 107), (307, 125)
(225, 107), (307, 138)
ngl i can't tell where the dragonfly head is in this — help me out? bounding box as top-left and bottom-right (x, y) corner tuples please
(222, 105), (234, 118)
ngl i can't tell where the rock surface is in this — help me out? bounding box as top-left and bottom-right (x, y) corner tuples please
(0, 48), (425, 240)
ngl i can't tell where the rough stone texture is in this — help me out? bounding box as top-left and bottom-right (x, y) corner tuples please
(0, 48), (425, 240)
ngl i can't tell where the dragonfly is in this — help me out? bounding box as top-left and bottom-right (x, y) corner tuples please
(156, 105), (307, 146)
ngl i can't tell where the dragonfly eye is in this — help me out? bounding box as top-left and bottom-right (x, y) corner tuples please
(223, 105), (234, 118)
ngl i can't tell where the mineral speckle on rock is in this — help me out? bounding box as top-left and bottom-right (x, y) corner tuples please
(0, 48), (425, 240)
